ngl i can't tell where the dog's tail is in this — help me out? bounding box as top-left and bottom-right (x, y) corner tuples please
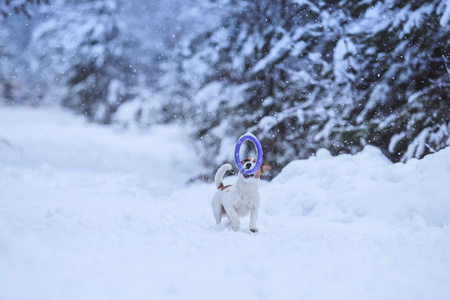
(215, 163), (232, 189)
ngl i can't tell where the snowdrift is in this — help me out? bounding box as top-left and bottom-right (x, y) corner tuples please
(1, 107), (449, 300)
(264, 145), (450, 228)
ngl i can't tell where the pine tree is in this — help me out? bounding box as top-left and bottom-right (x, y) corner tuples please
(1, 0), (50, 104)
(347, 0), (450, 161)
(1, 0), (49, 19)
(30, 0), (139, 123)
(163, 0), (449, 177)
(0, 25), (12, 103)
(108, 0), (212, 127)
(167, 0), (353, 172)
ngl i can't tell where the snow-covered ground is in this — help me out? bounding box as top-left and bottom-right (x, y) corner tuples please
(1, 106), (449, 300)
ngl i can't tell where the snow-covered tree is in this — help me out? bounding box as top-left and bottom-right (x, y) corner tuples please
(0, 25), (12, 103)
(30, 0), (139, 123)
(160, 0), (449, 177)
(1, 0), (49, 19)
(163, 0), (353, 172)
(113, 0), (211, 126)
(348, 0), (450, 161)
(12, 0), (448, 177)
(1, 1), (50, 104)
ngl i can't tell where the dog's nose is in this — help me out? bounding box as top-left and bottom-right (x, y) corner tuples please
(245, 162), (252, 169)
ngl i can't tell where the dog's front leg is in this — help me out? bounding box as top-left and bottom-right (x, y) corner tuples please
(223, 205), (240, 231)
(249, 206), (259, 232)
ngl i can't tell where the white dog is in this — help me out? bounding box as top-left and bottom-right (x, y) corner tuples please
(212, 158), (272, 232)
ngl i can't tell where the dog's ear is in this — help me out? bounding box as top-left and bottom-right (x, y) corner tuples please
(261, 164), (272, 174)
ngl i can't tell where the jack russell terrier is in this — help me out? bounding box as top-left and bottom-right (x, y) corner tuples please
(212, 158), (272, 232)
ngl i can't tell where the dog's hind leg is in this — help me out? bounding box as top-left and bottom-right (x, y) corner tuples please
(212, 201), (223, 224)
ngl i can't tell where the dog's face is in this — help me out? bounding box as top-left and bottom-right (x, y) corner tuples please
(240, 157), (272, 179)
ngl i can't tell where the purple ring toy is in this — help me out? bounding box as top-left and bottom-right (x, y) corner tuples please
(234, 133), (263, 175)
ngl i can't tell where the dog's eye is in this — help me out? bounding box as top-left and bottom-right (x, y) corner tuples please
(241, 158), (251, 165)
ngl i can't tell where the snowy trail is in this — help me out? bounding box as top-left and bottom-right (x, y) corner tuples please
(1, 106), (449, 300)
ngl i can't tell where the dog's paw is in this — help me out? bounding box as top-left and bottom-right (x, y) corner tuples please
(230, 220), (240, 231)
(250, 228), (259, 233)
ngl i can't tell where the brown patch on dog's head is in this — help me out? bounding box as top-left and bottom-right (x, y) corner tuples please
(239, 157), (272, 178)
(239, 157), (272, 179)
(240, 157), (252, 165)
(240, 157), (257, 173)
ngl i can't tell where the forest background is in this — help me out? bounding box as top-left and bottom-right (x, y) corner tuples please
(1, 0), (449, 179)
